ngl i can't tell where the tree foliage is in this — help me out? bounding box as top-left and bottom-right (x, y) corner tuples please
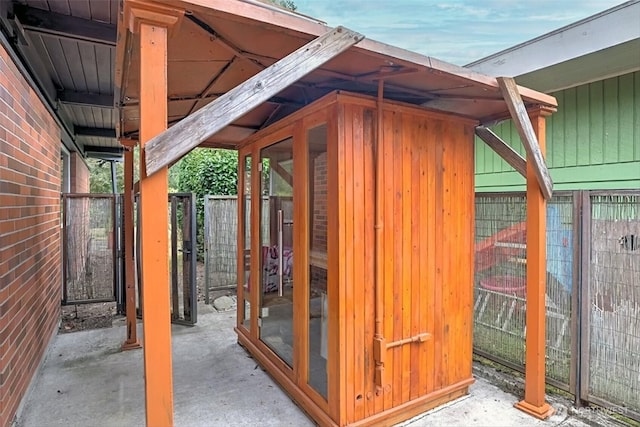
(89, 158), (123, 193)
(88, 147), (180, 194)
(276, 0), (297, 11)
(176, 149), (238, 197)
(174, 148), (239, 259)
(265, 0), (297, 11)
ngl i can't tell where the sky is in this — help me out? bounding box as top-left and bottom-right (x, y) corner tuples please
(293, 0), (626, 65)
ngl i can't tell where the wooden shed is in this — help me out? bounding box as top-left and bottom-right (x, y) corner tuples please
(236, 90), (477, 425)
(116, 1), (558, 425)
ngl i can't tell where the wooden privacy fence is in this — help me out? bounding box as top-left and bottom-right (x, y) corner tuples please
(62, 194), (120, 305)
(474, 190), (639, 420)
(203, 195), (269, 301)
(203, 191), (639, 418)
(132, 193), (198, 325)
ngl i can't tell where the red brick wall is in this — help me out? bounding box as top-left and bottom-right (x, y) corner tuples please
(312, 153), (328, 252)
(0, 43), (62, 426)
(311, 153), (328, 289)
(70, 152), (89, 193)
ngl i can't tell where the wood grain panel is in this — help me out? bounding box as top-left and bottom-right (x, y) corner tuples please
(433, 119), (444, 390)
(335, 102), (348, 425)
(343, 103), (355, 424)
(421, 115), (435, 397)
(326, 103), (341, 423)
(238, 91), (476, 426)
(361, 108), (377, 417)
(441, 119), (453, 387)
(399, 113), (411, 404)
(292, 121), (308, 387)
(409, 115), (421, 401)
(381, 108), (395, 411)
(391, 110), (404, 408)
(465, 124), (475, 380)
(351, 104), (366, 421)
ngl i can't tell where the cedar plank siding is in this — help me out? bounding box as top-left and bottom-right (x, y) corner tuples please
(0, 42), (62, 427)
(238, 92), (477, 426)
(337, 101), (475, 423)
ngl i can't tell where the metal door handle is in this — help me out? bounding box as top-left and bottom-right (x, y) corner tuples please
(277, 209), (284, 297)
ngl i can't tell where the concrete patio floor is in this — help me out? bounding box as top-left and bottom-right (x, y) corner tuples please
(15, 304), (623, 427)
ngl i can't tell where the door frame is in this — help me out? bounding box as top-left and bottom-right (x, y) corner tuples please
(237, 106), (335, 413)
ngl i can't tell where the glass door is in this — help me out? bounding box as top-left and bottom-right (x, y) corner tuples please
(259, 137), (294, 367)
(307, 124), (328, 399)
(239, 154), (251, 331)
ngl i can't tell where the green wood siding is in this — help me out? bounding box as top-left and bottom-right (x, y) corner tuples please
(476, 71), (640, 191)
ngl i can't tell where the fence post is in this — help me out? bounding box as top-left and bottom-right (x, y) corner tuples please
(121, 140), (141, 350)
(204, 195), (210, 305)
(170, 195), (179, 318)
(578, 190), (592, 405)
(62, 194), (69, 304)
(191, 194), (198, 320)
(570, 191), (581, 405)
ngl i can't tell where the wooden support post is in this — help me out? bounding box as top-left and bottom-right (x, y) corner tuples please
(515, 108), (555, 420)
(121, 138), (141, 351)
(497, 77), (554, 200)
(125, 1), (182, 426)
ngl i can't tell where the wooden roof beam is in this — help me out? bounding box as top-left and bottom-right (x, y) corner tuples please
(13, 4), (116, 46)
(475, 126), (527, 178)
(59, 90), (114, 108)
(355, 67), (419, 81)
(84, 146), (123, 162)
(497, 77), (553, 200)
(75, 126), (117, 138)
(185, 14), (339, 94)
(144, 26), (364, 176)
(123, 123), (257, 140)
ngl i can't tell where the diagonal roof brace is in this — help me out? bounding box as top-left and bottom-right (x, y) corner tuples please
(475, 126), (527, 178)
(497, 77), (553, 200)
(144, 26), (364, 176)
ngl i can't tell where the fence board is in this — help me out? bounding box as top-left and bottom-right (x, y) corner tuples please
(204, 190), (639, 418)
(63, 194), (117, 304)
(204, 196), (269, 292)
(587, 194), (640, 414)
(474, 193), (574, 388)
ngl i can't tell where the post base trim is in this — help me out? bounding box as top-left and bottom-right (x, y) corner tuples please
(122, 340), (142, 351)
(515, 400), (555, 419)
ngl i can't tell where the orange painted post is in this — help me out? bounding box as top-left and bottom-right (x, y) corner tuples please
(125, 1), (182, 426)
(515, 108), (555, 419)
(121, 139), (141, 351)
(139, 22), (173, 427)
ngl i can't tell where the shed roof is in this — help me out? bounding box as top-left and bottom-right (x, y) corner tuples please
(116, 0), (556, 149)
